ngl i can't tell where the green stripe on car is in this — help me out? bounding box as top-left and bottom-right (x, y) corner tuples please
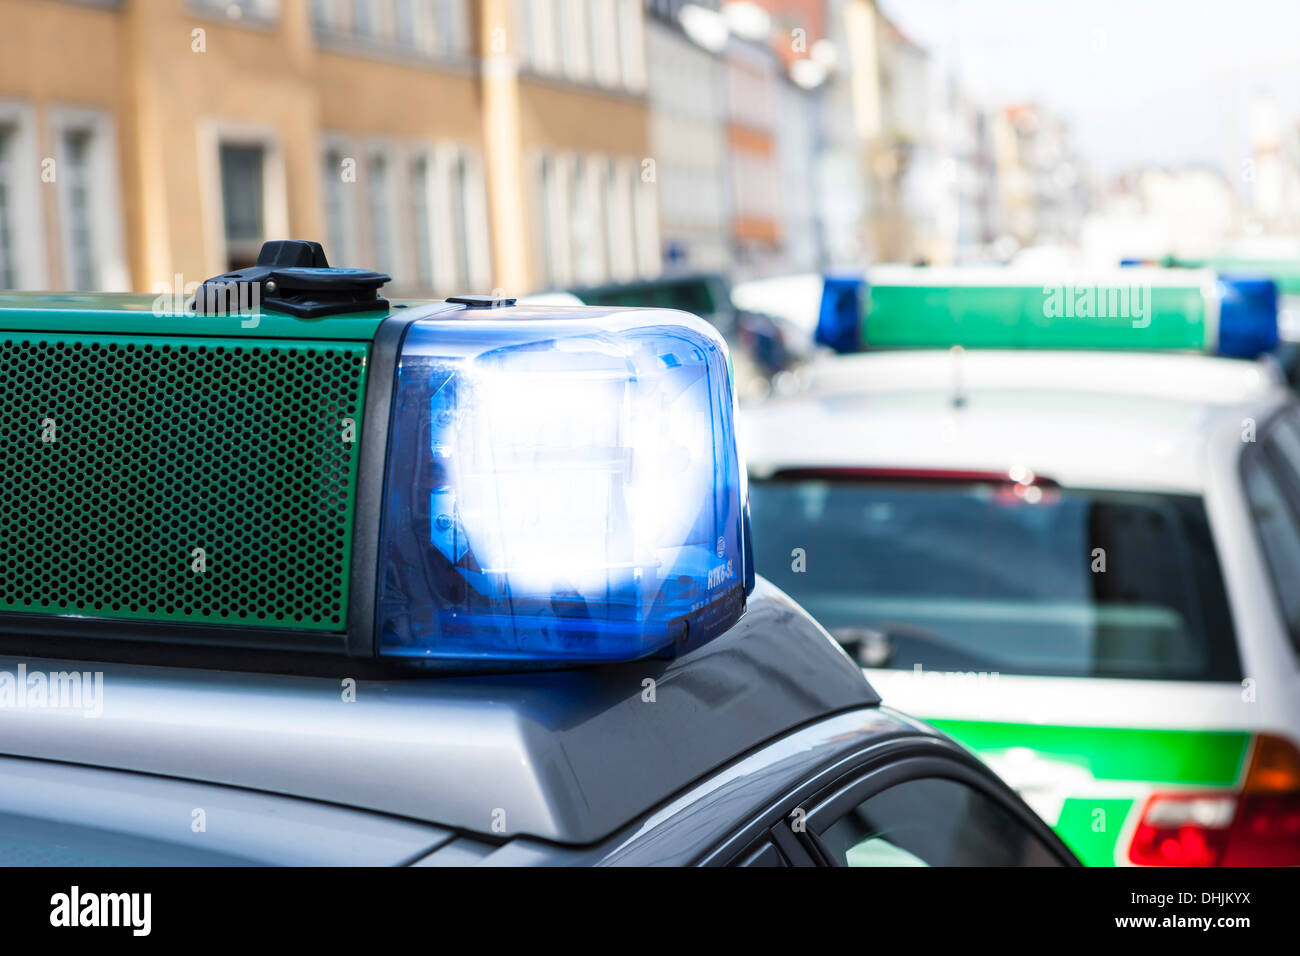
(929, 720), (1252, 865)
(930, 720), (1250, 786)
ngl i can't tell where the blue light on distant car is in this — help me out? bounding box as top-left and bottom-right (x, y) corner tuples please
(814, 273), (866, 353)
(1216, 276), (1278, 359)
(376, 306), (751, 663)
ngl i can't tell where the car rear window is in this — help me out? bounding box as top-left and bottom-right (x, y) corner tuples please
(749, 476), (1240, 681)
(577, 278), (720, 320)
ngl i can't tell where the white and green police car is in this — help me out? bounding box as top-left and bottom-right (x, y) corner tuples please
(741, 267), (1300, 866)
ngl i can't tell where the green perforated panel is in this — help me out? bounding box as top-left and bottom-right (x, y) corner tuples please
(0, 335), (368, 631)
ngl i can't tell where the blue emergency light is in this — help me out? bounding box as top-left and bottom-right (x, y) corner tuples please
(814, 272), (866, 353)
(1213, 275), (1278, 359)
(376, 306), (752, 663)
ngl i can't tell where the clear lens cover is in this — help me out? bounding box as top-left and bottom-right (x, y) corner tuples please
(377, 307), (749, 663)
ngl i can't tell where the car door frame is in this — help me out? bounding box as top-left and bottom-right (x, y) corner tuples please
(1241, 402), (1300, 659)
(710, 731), (1079, 867)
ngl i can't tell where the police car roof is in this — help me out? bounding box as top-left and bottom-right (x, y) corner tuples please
(0, 292), (663, 339)
(744, 349), (1293, 495)
(1, 579), (876, 846)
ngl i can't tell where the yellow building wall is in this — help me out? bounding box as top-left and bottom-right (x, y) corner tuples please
(0, 0), (129, 288)
(0, 0), (652, 295)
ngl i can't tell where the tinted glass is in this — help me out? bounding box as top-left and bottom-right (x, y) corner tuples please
(750, 478), (1239, 680)
(1243, 449), (1300, 653)
(578, 277), (721, 319)
(820, 776), (1063, 867)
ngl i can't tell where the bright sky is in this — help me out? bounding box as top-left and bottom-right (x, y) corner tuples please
(882, 0), (1300, 176)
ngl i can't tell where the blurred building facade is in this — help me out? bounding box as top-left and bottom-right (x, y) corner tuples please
(502, 0), (658, 292)
(1244, 92), (1300, 236)
(644, 0), (731, 274)
(0, 0), (659, 296)
(942, 85), (998, 261)
(1084, 166), (1238, 265)
(0, 0), (1101, 295)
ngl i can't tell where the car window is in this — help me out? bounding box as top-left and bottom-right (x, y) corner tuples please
(1242, 448), (1300, 653)
(817, 776), (1064, 867)
(1263, 410), (1300, 481)
(750, 477), (1240, 680)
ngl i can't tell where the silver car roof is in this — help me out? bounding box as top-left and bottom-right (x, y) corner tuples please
(0, 578), (876, 845)
(744, 350), (1293, 494)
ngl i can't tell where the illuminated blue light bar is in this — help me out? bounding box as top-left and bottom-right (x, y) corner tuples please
(376, 306), (751, 664)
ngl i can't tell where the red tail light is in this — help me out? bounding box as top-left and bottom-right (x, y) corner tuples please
(1128, 734), (1300, 866)
(1222, 734), (1300, 866)
(1128, 793), (1235, 866)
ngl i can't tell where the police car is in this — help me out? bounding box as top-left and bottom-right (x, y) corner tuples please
(0, 241), (1074, 867)
(742, 266), (1300, 867)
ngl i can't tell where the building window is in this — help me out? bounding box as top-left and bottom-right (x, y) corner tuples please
(536, 154), (556, 285)
(219, 143), (266, 271)
(589, 0), (620, 88)
(615, 0), (646, 91)
(410, 153), (435, 289)
(62, 130), (98, 290)
(435, 0), (469, 55)
(603, 158), (637, 282)
(367, 151), (394, 275)
(0, 104), (46, 290)
(317, 0), (468, 55)
(559, 0), (593, 82)
(571, 155), (607, 285)
(533, 152), (654, 289)
(397, 0), (430, 51)
(441, 145), (491, 291)
(322, 144), (357, 266)
(201, 123), (286, 280)
(535, 152), (574, 288)
(517, 0), (644, 90)
(328, 138), (487, 294)
(0, 126), (17, 289)
(517, 0), (560, 73)
(448, 151), (473, 290)
(51, 109), (127, 291)
(191, 0), (281, 22)
(313, 0), (338, 30)
(353, 0), (385, 39)
(632, 157), (660, 277)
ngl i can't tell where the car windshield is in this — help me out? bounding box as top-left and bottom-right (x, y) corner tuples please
(750, 476), (1240, 681)
(577, 278), (721, 321)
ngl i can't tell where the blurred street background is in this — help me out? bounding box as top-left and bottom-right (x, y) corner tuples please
(1, 0), (1299, 297)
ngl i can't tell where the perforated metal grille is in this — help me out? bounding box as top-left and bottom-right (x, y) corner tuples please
(0, 335), (368, 630)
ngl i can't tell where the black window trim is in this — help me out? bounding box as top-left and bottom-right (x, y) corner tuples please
(708, 730), (929, 867)
(1241, 403), (1300, 657)
(790, 748), (1077, 868)
(733, 838), (791, 867)
(712, 732), (1078, 867)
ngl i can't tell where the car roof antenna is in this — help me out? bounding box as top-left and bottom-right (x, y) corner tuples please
(950, 345), (967, 409)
